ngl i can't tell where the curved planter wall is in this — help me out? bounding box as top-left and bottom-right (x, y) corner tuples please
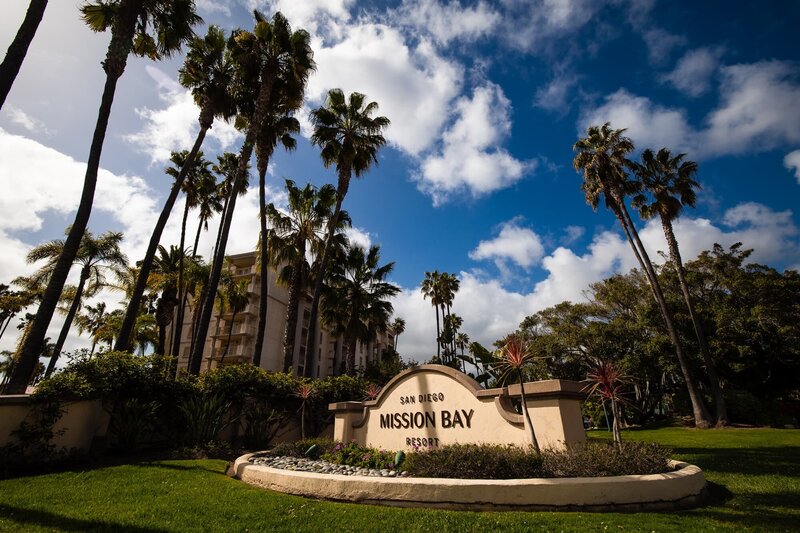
(231, 453), (707, 512)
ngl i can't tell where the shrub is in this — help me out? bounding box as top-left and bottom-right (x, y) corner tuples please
(242, 400), (289, 450)
(322, 441), (397, 470)
(270, 438), (336, 459)
(403, 443), (543, 479)
(176, 393), (234, 447)
(541, 441), (671, 477)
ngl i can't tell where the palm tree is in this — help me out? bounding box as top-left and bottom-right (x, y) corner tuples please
(574, 123), (712, 428)
(421, 270), (443, 358)
(303, 90), (390, 377)
(251, 93), (301, 368)
(0, 0), (48, 109)
(266, 180), (348, 372)
(9, 0), (200, 395)
(456, 332), (470, 371)
(217, 279), (250, 364)
(391, 317), (406, 351)
(190, 11), (314, 374)
(74, 302), (107, 357)
(631, 148), (727, 425)
(440, 273), (460, 356)
(494, 334), (541, 452)
(167, 150), (214, 358)
(25, 230), (127, 377)
(321, 244), (400, 375)
(149, 245), (184, 355)
(116, 25), (234, 354)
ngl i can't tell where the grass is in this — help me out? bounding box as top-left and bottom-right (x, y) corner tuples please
(0, 427), (798, 532)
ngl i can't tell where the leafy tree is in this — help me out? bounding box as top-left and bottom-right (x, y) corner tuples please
(74, 302), (108, 356)
(631, 147), (726, 425)
(9, 0), (200, 394)
(321, 244), (400, 375)
(304, 89), (390, 377)
(0, 0), (48, 109)
(574, 123), (711, 427)
(117, 24), (235, 353)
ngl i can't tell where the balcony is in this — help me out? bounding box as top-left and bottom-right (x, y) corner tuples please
(213, 322), (255, 340)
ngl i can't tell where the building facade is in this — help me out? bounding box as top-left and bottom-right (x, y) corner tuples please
(170, 251), (394, 378)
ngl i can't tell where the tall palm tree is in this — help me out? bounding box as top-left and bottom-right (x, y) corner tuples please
(9, 0), (200, 394)
(0, 0), (48, 109)
(267, 180), (349, 372)
(25, 230), (127, 377)
(421, 270), (443, 358)
(305, 89), (390, 376)
(391, 317), (406, 351)
(117, 24), (234, 353)
(149, 245), (184, 355)
(251, 93), (301, 368)
(439, 273), (460, 356)
(574, 123), (712, 428)
(166, 150), (214, 358)
(191, 11), (314, 374)
(74, 302), (107, 357)
(631, 148), (727, 425)
(322, 244), (400, 375)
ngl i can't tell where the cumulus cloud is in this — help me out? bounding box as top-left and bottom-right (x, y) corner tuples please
(416, 83), (531, 204)
(579, 89), (697, 153)
(394, 0), (500, 45)
(662, 47), (724, 97)
(562, 225), (585, 245)
(125, 66), (241, 164)
(534, 70), (579, 113)
(394, 203), (799, 360)
(345, 227), (373, 250)
(305, 22), (463, 156)
(469, 219), (545, 269)
(500, 0), (611, 51)
(784, 150), (800, 184)
(579, 60), (800, 159)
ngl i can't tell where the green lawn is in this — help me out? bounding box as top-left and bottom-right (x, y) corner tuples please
(0, 427), (798, 532)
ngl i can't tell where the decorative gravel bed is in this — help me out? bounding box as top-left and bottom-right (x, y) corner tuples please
(249, 455), (410, 478)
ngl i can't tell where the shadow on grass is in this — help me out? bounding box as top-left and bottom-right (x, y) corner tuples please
(138, 461), (226, 475)
(672, 446), (800, 476)
(0, 505), (168, 532)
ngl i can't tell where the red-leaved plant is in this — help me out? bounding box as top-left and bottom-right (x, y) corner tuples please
(295, 383), (316, 439)
(494, 334), (542, 453)
(584, 359), (628, 446)
(363, 383), (382, 401)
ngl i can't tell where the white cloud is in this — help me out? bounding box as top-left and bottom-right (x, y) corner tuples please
(394, 203), (799, 360)
(125, 66), (241, 164)
(704, 61), (800, 155)
(579, 89), (697, 153)
(394, 0), (500, 45)
(662, 47), (723, 97)
(469, 219), (545, 269)
(3, 105), (53, 136)
(501, 0), (611, 52)
(262, 0), (353, 32)
(345, 227), (372, 250)
(562, 225), (585, 245)
(306, 22), (463, 156)
(641, 28), (686, 64)
(784, 149), (800, 185)
(579, 60), (800, 159)
(417, 83), (531, 204)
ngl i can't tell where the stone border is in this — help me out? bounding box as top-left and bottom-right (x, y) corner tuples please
(231, 453), (707, 512)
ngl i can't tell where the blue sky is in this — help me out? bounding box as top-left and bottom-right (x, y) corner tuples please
(1, 0), (799, 359)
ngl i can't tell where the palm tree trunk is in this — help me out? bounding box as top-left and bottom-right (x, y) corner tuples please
(89, 338), (97, 357)
(611, 399), (622, 446)
(116, 125), (209, 353)
(303, 170), (350, 377)
(517, 368), (540, 453)
(220, 309), (237, 363)
(434, 304), (441, 359)
(171, 194), (191, 357)
(661, 217), (727, 425)
(187, 282), (209, 371)
(615, 196), (712, 427)
(0, 0), (48, 110)
(45, 266), (88, 377)
(170, 219), (205, 364)
(6, 42), (129, 394)
(0, 316), (13, 342)
(254, 164), (270, 368)
(191, 75), (274, 374)
(283, 257), (303, 372)
(346, 337), (356, 376)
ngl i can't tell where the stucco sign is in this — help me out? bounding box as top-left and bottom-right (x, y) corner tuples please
(330, 364), (587, 451)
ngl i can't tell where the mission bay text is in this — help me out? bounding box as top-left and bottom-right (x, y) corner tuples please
(379, 409), (475, 429)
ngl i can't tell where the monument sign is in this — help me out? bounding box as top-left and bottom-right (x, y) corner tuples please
(330, 364), (587, 450)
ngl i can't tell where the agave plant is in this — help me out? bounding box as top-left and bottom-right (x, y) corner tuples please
(363, 383), (382, 401)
